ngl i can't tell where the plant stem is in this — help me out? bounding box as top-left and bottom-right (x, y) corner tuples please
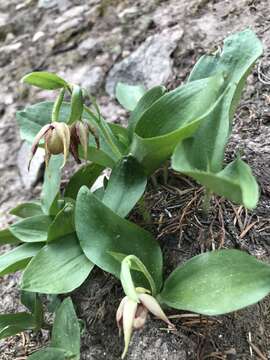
(83, 105), (122, 159)
(202, 188), (212, 217)
(52, 88), (65, 122)
(137, 197), (152, 224)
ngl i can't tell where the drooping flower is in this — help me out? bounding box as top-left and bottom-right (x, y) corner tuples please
(116, 289), (175, 359)
(69, 120), (99, 163)
(29, 122), (70, 169)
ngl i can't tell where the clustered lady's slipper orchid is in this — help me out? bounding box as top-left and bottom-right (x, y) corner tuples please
(116, 288), (175, 359)
(29, 120), (99, 169)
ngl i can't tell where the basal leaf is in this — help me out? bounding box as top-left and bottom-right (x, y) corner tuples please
(172, 151), (259, 209)
(41, 155), (63, 215)
(10, 202), (43, 218)
(160, 250), (270, 315)
(0, 243), (43, 276)
(47, 204), (75, 242)
(27, 348), (67, 360)
(75, 186), (163, 291)
(21, 291), (43, 328)
(0, 313), (36, 340)
(178, 29), (263, 174)
(21, 234), (94, 294)
(0, 228), (21, 245)
(22, 72), (67, 90)
(116, 82), (146, 111)
(102, 156), (147, 218)
(128, 85), (166, 137)
(65, 163), (104, 199)
(51, 298), (80, 358)
(130, 74), (224, 174)
(9, 215), (52, 243)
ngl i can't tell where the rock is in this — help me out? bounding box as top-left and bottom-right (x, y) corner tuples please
(65, 64), (105, 94)
(105, 26), (183, 96)
(78, 37), (102, 57)
(17, 142), (44, 190)
(55, 5), (86, 24)
(82, 66), (105, 94)
(38, 0), (72, 11)
(128, 323), (187, 360)
(32, 31), (45, 42)
(0, 12), (11, 39)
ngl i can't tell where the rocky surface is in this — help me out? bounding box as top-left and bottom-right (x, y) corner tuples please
(1, 0), (270, 359)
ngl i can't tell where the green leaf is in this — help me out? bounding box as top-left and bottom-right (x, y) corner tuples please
(65, 163), (104, 199)
(10, 202), (43, 218)
(41, 155), (63, 215)
(27, 348), (67, 360)
(160, 249), (270, 316)
(68, 85), (84, 124)
(102, 156), (147, 218)
(0, 228), (21, 245)
(21, 72), (67, 90)
(51, 298), (80, 358)
(0, 243), (43, 276)
(21, 234), (94, 294)
(9, 215), (52, 243)
(116, 82), (146, 111)
(128, 85), (166, 136)
(130, 74), (224, 174)
(21, 291), (43, 329)
(47, 204), (75, 242)
(177, 29), (263, 174)
(0, 313), (36, 340)
(172, 152), (259, 209)
(75, 186), (163, 291)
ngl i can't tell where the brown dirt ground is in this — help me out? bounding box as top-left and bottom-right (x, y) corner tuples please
(1, 0), (270, 359)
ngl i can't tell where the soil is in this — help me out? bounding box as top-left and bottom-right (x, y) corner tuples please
(1, 0), (270, 359)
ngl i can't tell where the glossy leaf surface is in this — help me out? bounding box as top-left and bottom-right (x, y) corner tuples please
(10, 202), (43, 218)
(68, 85), (84, 124)
(22, 71), (67, 90)
(0, 243), (43, 276)
(21, 234), (93, 294)
(0, 228), (21, 245)
(9, 215), (52, 243)
(116, 82), (146, 111)
(160, 250), (270, 315)
(130, 74), (224, 174)
(47, 204), (75, 242)
(102, 156), (147, 218)
(65, 163), (104, 199)
(51, 298), (80, 359)
(27, 348), (66, 360)
(75, 187), (163, 291)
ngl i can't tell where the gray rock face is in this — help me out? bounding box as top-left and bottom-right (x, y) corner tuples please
(106, 26), (183, 96)
(38, 0), (72, 11)
(17, 142), (44, 190)
(82, 66), (105, 94)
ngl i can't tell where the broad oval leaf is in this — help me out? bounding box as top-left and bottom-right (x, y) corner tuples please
(172, 152), (259, 209)
(75, 186), (163, 291)
(9, 215), (52, 243)
(116, 82), (146, 111)
(0, 313), (37, 340)
(0, 228), (21, 245)
(41, 155), (63, 215)
(0, 243), (43, 276)
(102, 156), (147, 218)
(47, 204), (75, 242)
(177, 29), (263, 175)
(21, 234), (94, 294)
(130, 74), (224, 174)
(65, 163), (104, 199)
(22, 71), (67, 90)
(128, 85), (166, 137)
(28, 348), (67, 360)
(51, 298), (80, 358)
(10, 202), (43, 218)
(160, 249), (270, 315)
